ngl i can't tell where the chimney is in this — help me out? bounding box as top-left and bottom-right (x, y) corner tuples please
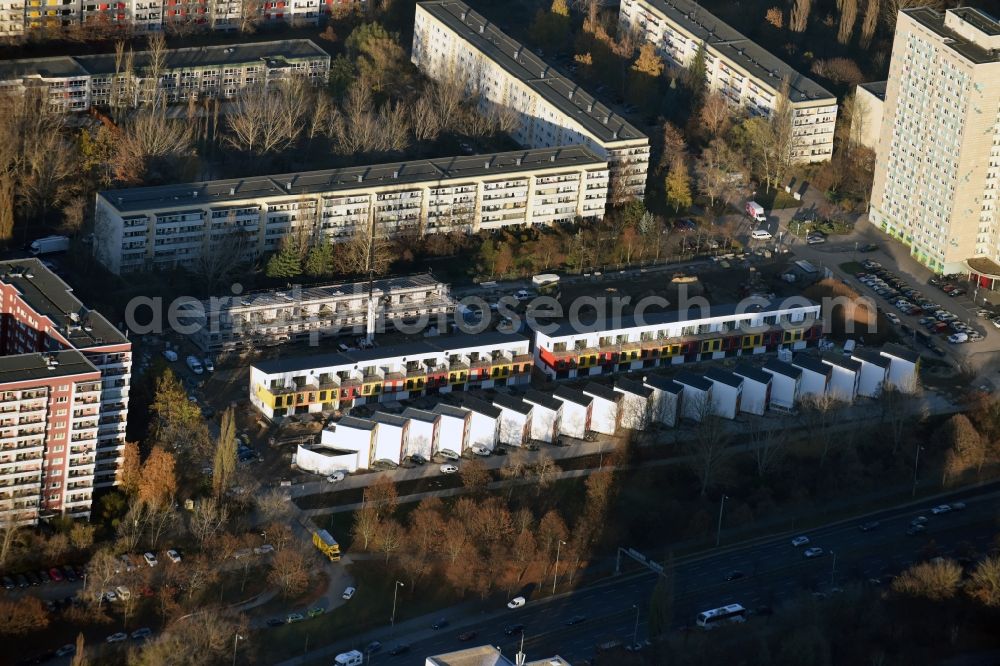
(286, 182), (292, 191)
(587, 102), (593, 111)
(392, 171), (399, 179)
(357, 175), (363, 183)
(603, 116), (609, 124)
(478, 25), (484, 33)
(229, 187), (236, 195)
(515, 157), (521, 165)
(549, 155), (555, 162)
(192, 190), (198, 198)
(484, 161), (490, 169)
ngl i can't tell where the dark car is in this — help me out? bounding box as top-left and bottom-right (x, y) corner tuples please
(25, 572), (40, 586)
(458, 631), (478, 641)
(859, 243), (878, 253)
(431, 618), (449, 630)
(1, 576), (13, 590)
(565, 615), (587, 626)
(37, 570), (50, 584)
(724, 570), (745, 581)
(365, 641), (382, 654)
(409, 454), (427, 465)
(388, 644), (411, 656)
(62, 565), (77, 582)
(48, 567), (64, 582)
(906, 524), (926, 535)
(266, 618), (285, 627)
(14, 574), (28, 588)
(504, 623), (526, 636)
(493, 446), (508, 456)
(859, 521), (881, 532)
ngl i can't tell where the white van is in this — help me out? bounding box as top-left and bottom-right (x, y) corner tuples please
(751, 229), (773, 240)
(334, 650), (364, 666)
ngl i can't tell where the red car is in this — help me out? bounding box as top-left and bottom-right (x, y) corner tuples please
(48, 567), (64, 582)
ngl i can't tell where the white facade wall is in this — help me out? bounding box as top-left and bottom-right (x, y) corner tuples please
(403, 418), (437, 461)
(882, 355), (918, 392)
(613, 388), (650, 430)
(733, 375), (769, 416)
(295, 445), (361, 475)
(707, 382), (742, 420)
(678, 385), (710, 422)
(527, 405), (560, 443)
(644, 384), (679, 426)
(320, 423), (374, 468)
(371, 422), (404, 465)
(852, 357), (887, 398)
(496, 407), (531, 447)
(554, 400), (590, 439)
(465, 411), (499, 451)
(762, 370), (798, 409)
(796, 368), (828, 399)
(432, 409), (469, 456)
(823, 363), (859, 402)
(581, 393), (618, 435)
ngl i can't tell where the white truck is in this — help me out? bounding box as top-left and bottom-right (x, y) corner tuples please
(334, 650), (363, 666)
(29, 235), (70, 256)
(745, 201), (766, 223)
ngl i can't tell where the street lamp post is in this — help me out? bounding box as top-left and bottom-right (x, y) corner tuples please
(631, 604), (640, 647)
(912, 445), (924, 497)
(830, 551), (837, 588)
(552, 540), (567, 595)
(231, 633), (243, 666)
(390, 580), (404, 637)
(715, 494), (729, 547)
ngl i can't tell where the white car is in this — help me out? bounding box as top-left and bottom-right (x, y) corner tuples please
(186, 355), (204, 374)
(326, 471), (346, 483)
(166, 549), (181, 564)
(884, 313), (901, 325)
(438, 449), (460, 461)
(104, 590), (118, 603)
(254, 544), (275, 555)
(750, 229), (773, 240)
(142, 552), (158, 567)
(507, 596), (526, 609)
(948, 332), (968, 344)
(106, 632), (128, 644)
(115, 586), (131, 601)
(791, 535), (810, 547)
(471, 445), (491, 457)
(440, 464), (459, 474)
(202, 358), (215, 372)
(342, 586), (356, 601)
(162, 349), (178, 362)
(803, 547), (824, 558)
(930, 504), (952, 515)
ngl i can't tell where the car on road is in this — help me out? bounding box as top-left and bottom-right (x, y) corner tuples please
(803, 547), (824, 558)
(143, 552), (158, 567)
(951, 501), (967, 510)
(791, 536), (810, 547)
(432, 618), (449, 630)
(342, 586), (356, 600)
(25, 571), (39, 585)
(106, 632), (128, 644)
(388, 644), (411, 656)
(750, 229), (773, 240)
(130, 628), (152, 641)
(372, 459), (398, 471)
(286, 613), (304, 624)
(308, 607), (324, 618)
(507, 596), (526, 609)
(724, 570), (745, 581)
(326, 471), (346, 483)
(471, 445), (491, 457)
(166, 549), (181, 564)
(807, 234), (826, 244)
(438, 449), (460, 461)
(162, 349), (178, 362)
(48, 567), (64, 582)
(440, 464), (459, 474)
(185, 355), (204, 374)
(859, 521), (881, 532)
(504, 623), (526, 636)
(55, 645), (76, 657)
(885, 313), (901, 325)
(104, 590), (117, 602)
(930, 504), (952, 515)
(1, 576), (12, 590)
(907, 524), (926, 535)
(202, 357), (214, 372)
(911, 516), (929, 526)
(266, 618), (284, 627)
(565, 615), (587, 625)
(859, 243), (878, 252)
(458, 631), (478, 641)
(409, 454), (427, 465)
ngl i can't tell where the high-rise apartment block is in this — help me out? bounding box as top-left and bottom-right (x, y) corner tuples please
(0, 260), (131, 526)
(93, 146), (609, 274)
(619, 0), (838, 163)
(0, 40), (330, 113)
(412, 0), (650, 200)
(869, 7), (1000, 274)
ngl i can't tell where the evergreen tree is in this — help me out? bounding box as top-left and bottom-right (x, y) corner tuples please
(213, 407), (237, 500)
(304, 242), (335, 278)
(266, 239), (302, 279)
(685, 42), (708, 102)
(664, 154), (693, 213)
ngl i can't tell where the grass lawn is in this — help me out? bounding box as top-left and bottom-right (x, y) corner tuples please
(754, 188), (800, 210)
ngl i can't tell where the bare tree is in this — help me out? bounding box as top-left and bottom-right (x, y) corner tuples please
(411, 92), (441, 142)
(686, 399), (730, 496)
(860, 0), (880, 47)
(802, 392), (841, 467)
(747, 419), (787, 477)
(225, 80), (309, 156)
(790, 0), (812, 32)
(838, 0), (859, 45)
(113, 109), (194, 185)
(0, 517), (25, 569)
(188, 498), (229, 545)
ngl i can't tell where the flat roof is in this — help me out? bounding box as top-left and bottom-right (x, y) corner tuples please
(418, 1), (646, 144)
(615, 377), (653, 398)
(906, 7), (1000, 64)
(334, 416), (376, 431)
(0, 349), (98, 384)
(100, 146), (606, 214)
(633, 0), (834, 103)
(0, 259), (127, 348)
(704, 367), (744, 388)
(763, 358), (802, 379)
(674, 371), (712, 392)
(858, 80), (887, 100)
(733, 363), (772, 385)
(252, 331), (529, 376)
(523, 388), (563, 411)
(0, 40), (328, 82)
(371, 411), (408, 428)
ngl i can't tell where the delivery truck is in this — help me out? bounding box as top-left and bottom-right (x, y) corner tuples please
(312, 529), (341, 562)
(745, 201), (766, 223)
(29, 235), (70, 256)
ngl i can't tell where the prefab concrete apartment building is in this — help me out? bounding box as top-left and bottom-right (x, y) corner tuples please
(249, 331), (532, 420)
(0, 40), (330, 113)
(0, 260), (131, 526)
(620, 0), (838, 163)
(94, 146), (609, 274)
(181, 274), (454, 353)
(412, 0), (650, 200)
(868, 7), (1000, 275)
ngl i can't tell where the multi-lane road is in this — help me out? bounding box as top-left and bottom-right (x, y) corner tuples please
(283, 482), (1000, 665)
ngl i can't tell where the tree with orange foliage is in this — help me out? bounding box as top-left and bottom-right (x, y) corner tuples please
(137, 446), (177, 510)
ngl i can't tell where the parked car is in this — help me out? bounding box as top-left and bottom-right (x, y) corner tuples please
(388, 644), (411, 656)
(55, 644), (76, 657)
(143, 552), (158, 567)
(202, 358), (214, 372)
(106, 632), (128, 644)
(948, 332), (969, 344)
(286, 613), (305, 624)
(438, 449), (460, 461)
(342, 586), (356, 600)
(166, 549), (182, 564)
(930, 504), (952, 515)
(307, 607), (325, 618)
(803, 547), (824, 558)
(130, 628), (152, 641)
(911, 516), (929, 526)
(470, 445), (491, 457)
(162, 349), (178, 362)
(807, 235), (826, 244)
(951, 501), (967, 510)
(724, 570), (745, 581)
(791, 536), (810, 547)
(409, 454), (427, 465)
(565, 615), (587, 625)
(507, 596), (526, 609)
(859, 521), (881, 532)
(431, 618), (449, 630)
(266, 618), (285, 627)
(504, 623), (526, 636)
(326, 471), (346, 483)
(885, 313), (901, 325)
(440, 464), (459, 474)
(48, 567), (64, 582)
(254, 544), (275, 555)
(458, 631), (478, 641)
(1, 576), (13, 590)
(907, 524), (926, 535)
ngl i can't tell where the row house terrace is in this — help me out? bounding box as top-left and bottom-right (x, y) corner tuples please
(249, 331), (532, 420)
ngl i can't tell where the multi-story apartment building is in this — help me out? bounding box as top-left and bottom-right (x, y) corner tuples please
(249, 331), (532, 420)
(869, 7), (1000, 275)
(182, 274), (454, 352)
(0, 259), (131, 525)
(0, 0), (350, 38)
(619, 0), (838, 163)
(0, 39), (330, 112)
(533, 300), (822, 380)
(94, 146), (609, 274)
(412, 0), (650, 200)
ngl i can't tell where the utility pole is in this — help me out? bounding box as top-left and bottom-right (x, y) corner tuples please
(232, 633), (243, 666)
(552, 540), (567, 594)
(830, 551), (837, 588)
(912, 445), (924, 497)
(390, 580), (404, 637)
(715, 494), (728, 547)
(631, 604), (640, 647)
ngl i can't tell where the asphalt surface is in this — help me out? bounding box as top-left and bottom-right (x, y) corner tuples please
(284, 482), (1000, 665)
